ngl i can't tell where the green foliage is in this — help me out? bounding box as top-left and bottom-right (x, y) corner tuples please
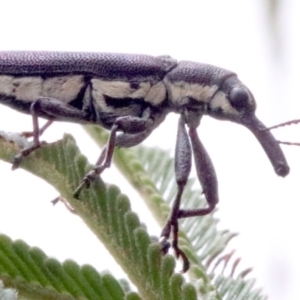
(0, 128), (267, 300)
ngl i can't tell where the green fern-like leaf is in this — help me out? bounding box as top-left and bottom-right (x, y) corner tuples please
(84, 125), (268, 300)
(0, 128), (267, 299)
(0, 233), (140, 300)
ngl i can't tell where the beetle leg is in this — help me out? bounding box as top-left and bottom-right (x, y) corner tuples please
(12, 100), (48, 169)
(160, 115), (218, 272)
(12, 97), (89, 169)
(177, 125), (218, 219)
(73, 115), (154, 198)
(21, 120), (53, 138)
(51, 196), (76, 214)
(160, 115), (191, 272)
(94, 125), (157, 170)
(93, 106), (164, 170)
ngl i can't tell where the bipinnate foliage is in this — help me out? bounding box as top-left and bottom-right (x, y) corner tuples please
(0, 127), (267, 300)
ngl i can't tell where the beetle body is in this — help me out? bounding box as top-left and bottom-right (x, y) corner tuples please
(0, 51), (290, 271)
(0, 52), (174, 127)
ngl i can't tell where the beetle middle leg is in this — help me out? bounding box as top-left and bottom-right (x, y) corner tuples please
(73, 114), (154, 198)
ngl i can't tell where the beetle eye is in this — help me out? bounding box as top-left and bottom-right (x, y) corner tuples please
(229, 87), (249, 110)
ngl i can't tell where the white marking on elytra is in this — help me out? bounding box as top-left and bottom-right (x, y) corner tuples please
(0, 75), (85, 103)
(0, 75), (42, 101)
(43, 76), (85, 102)
(91, 79), (167, 108)
(92, 79), (148, 99)
(0, 75), (15, 95)
(165, 80), (218, 106)
(144, 81), (166, 105)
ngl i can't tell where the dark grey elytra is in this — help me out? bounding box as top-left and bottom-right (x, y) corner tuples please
(0, 51), (290, 272)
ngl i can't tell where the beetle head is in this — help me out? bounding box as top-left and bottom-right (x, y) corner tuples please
(207, 75), (256, 121)
(208, 75), (289, 177)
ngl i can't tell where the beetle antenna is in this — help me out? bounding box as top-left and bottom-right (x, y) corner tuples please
(264, 118), (300, 131)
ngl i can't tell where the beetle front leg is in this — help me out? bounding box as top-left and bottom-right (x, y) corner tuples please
(73, 115), (154, 198)
(160, 114), (219, 272)
(160, 115), (191, 272)
(177, 126), (218, 219)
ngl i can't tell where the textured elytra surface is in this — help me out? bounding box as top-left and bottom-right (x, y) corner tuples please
(0, 51), (177, 80)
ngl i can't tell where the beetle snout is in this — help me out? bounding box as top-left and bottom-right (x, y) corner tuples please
(241, 114), (290, 177)
(274, 158), (290, 177)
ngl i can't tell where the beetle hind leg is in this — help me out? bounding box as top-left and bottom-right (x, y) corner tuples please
(12, 100), (51, 169)
(21, 119), (53, 138)
(12, 97), (89, 169)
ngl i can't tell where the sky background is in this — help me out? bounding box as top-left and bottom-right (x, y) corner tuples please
(0, 1), (299, 299)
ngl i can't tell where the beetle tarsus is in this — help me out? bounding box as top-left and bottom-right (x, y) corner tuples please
(160, 217), (190, 273)
(11, 153), (24, 170)
(173, 243), (190, 273)
(12, 142), (43, 169)
(73, 165), (107, 198)
(160, 237), (171, 254)
(73, 180), (88, 199)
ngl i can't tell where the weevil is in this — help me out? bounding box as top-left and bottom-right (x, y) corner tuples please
(0, 51), (290, 272)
